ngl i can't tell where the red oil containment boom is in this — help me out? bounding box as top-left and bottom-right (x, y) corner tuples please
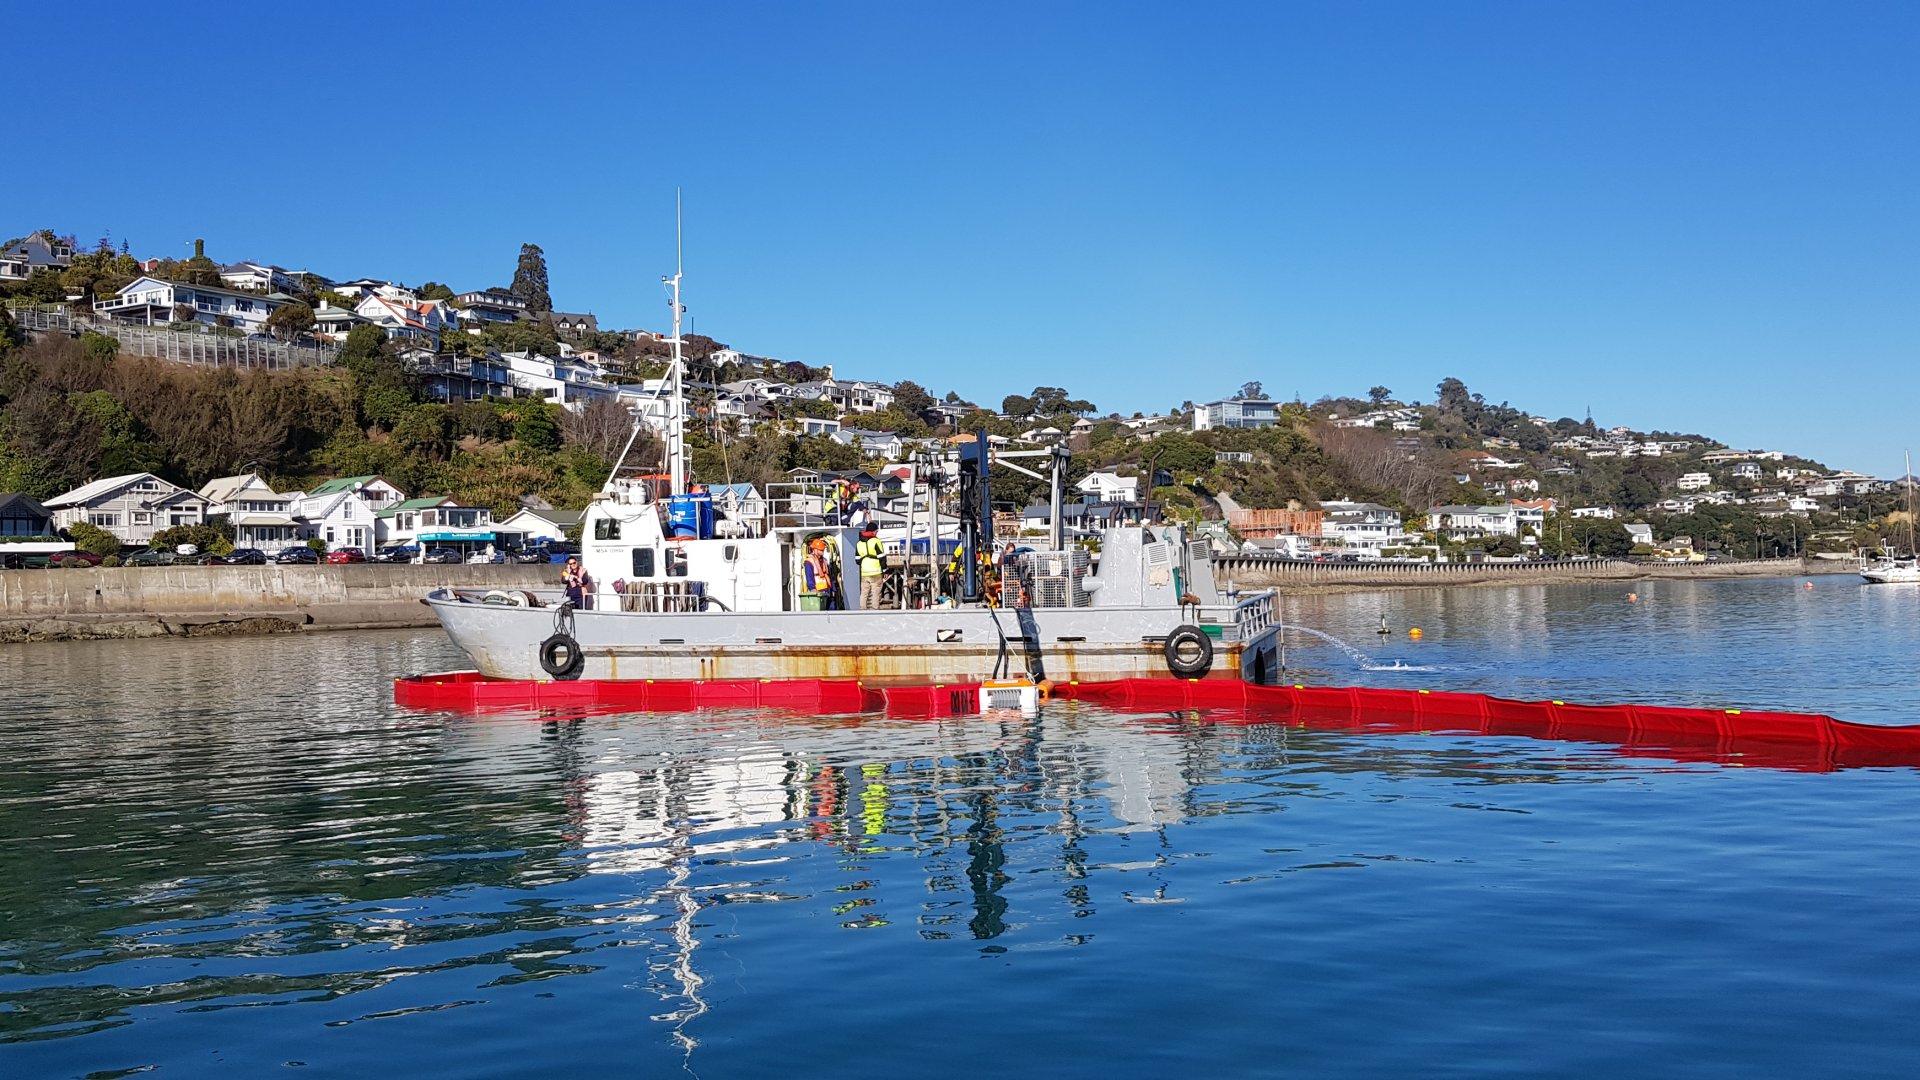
(394, 673), (1920, 771)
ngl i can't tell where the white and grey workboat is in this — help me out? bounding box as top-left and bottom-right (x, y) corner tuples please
(423, 235), (1280, 686)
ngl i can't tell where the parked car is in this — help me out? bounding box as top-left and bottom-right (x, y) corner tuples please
(466, 550), (506, 564)
(325, 547), (367, 564)
(373, 545), (417, 563)
(193, 553), (229, 565)
(224, 548), (269, 565)
(36, 550), (105, 568)
(421, 547), (463, 564)
(275, 547), (320, 564)
(125, 548), (175, 566)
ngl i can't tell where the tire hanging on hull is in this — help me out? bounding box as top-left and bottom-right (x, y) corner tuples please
(539, 632), (585, 680)
(1163, 624), (1214, 679)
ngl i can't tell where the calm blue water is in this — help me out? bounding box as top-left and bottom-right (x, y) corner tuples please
(3, 575), (1918, 1078)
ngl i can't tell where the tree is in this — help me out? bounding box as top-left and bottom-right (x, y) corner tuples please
(1001, 393), (1034, 417)
(514, 401), (562, 452)
(560, 395), (643, 465)
(1368, 385), (1393, 406)
(510, 243), (552, 313)
(151, 523), (234, 555)
(1436, 377), (1471, 414)
(66, 520), (122, 557)
(417, 281), (456, 302)
(338, 324), (414, 428)
(265, 302), (316, 341)
(891, 379), (934, 416)
(1238, 381), (1266, 400)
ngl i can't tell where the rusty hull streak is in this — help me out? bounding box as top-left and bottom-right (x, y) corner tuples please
(591, 641), (1244, 682)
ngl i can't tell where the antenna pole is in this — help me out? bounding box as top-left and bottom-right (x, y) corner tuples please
(666, 190), (688, 496)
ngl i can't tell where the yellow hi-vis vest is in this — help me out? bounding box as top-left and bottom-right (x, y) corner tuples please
(856, 537), (885, 577)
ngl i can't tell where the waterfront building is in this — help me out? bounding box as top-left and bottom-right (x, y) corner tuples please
(0, 493), (53, 536)
(198, 473), (301, 552)
(43, 473), (210, 546)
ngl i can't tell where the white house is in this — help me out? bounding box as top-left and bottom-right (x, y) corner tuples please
(1426, 504), (1519, 540)
(198, 473), (301, 552)
(494, 507), (581, 547)
(1321, 501), (1412, 555)
(1676, 473), (1713, 491)
(505, 351), (616, 410)
(356, 294), (458, 348)
(1075, 470), (1140, 504)
(93, 276), (292, 334)
(289, 474), (407, 551)
(379, 497), (494, 550)
(835, 428), (905, 460)
(1625, 523), (1655, 547)
(1193, 397), (1280, 431)
(44, 472), (210, 546)
(219, 262), (305, 294)
(1572, 506), (1617, 520)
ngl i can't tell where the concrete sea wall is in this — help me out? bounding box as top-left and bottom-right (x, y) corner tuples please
(0, 564), (558, 642)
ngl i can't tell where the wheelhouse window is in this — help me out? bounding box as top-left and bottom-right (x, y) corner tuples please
(595, 518), (621, 541)
(666, 549), (688, 577)
(631, 547), (655, 578)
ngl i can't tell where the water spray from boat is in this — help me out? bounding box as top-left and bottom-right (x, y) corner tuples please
(1276, 623), (1438, 672)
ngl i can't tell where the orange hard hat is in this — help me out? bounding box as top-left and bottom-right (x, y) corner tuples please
(809, 538), (827, 551)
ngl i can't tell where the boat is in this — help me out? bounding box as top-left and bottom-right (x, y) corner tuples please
(1861, 452), (1920, 584)
(422, 223), (1282, 686)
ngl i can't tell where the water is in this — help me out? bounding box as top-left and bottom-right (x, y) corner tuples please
(3, 576), (1918, 1078)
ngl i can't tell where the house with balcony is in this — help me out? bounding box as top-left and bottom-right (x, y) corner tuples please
(43, 473), (210, 546)
(1321, 500), (1413, 556)
(289, 485), (389, 552)
(834, 427), (906, 460)
(453, 288), (531, 325)
(198, 473), (301, 551)
(93, 276), (293, 333)
(377, 498), (496, 550)
(1731, 462), (1764, 481)
(0, 229), (75, 284)
(219, 262), (307, 294)
(1426, 504), (1519, 541)
(1192, 397), (1280, 431)
(503, 351), (616, 410)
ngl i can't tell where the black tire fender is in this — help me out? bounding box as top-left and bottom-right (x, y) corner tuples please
(1164, 624), (1214, 679)
(538, 632), (586, 680)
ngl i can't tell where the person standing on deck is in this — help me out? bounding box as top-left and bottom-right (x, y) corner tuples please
(856, 528), (887, 609)
(802, 538), (833, 608)
(562, 556), (591, 610)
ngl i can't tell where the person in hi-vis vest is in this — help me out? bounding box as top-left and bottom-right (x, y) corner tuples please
(855, 528), (886, 609)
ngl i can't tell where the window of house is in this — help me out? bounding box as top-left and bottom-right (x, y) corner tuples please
(326, 528), (335, 542)
(133, 512), (152, 525)
(90, 513), (118, 527)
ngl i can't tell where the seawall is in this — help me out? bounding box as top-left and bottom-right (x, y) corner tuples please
(0, 564), (558, 642)
(1215, 556), (1854, 593)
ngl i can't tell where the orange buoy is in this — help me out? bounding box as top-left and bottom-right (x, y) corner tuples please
(1408, 628), (1423, 639)
(1627, 593), (1638, 603)
(1804, 582), (1815, 590)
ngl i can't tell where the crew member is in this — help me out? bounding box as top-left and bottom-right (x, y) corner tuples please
(561, 555), (591, 610)
(834, 477), (859, 525)
(803, 538), (832, 605)
(855, 527), (887, 609)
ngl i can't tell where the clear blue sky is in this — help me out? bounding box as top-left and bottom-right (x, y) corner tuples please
(15, 2), (1917, 473)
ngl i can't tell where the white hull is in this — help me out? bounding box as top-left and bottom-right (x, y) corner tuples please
(1861, 559), (1920, 584)
(427, 589), (1281, 685)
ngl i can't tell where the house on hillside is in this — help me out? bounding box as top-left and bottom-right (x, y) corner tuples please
(93, 276), (294, 334)
(0, 493), (54, 537)
(453, 288), (530, 325)
(219, 262), (306, 294)
(1192, 397), (1279, 431)
(1426, 504), (1518, 540)
(0, 229), (75, 283)
(1075, 470), (1140, 504)
(494, 507), (581, 547)
(43, 473), (210, 545)
(198, 473), (301, 551)
(356, 294), (458, 348)
(549, 312), (599, 340)
(835, 428), (905, 460)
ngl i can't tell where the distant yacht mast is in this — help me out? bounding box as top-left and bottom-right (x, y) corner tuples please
(663, 189), (688, 496)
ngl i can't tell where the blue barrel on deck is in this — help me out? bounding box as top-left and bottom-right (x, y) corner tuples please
(666, 493), (715, 539)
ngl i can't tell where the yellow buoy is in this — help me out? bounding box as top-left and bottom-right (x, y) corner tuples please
(1408, 627), (1423, 639)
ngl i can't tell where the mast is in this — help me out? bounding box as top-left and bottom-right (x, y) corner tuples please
(663, 190), (688, 497)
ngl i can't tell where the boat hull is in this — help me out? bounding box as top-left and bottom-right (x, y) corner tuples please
(426, 592), (1280, 684)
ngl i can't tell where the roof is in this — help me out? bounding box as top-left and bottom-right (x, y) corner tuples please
(377, 496), (456, 518)
(0, 493), (51, 518)
(44, 472), (193, 508)
(307, 475), (388, 496)
(198, 472), (280, 504)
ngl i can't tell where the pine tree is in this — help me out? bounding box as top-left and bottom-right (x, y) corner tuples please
(510, 243), (552, 313)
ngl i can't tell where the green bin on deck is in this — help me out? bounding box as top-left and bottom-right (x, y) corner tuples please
(799, 595), (826, 611)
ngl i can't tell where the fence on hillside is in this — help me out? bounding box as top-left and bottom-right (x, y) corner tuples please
(5, 302), (339, 370)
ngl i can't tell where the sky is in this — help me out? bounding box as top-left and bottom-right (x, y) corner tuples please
(13, 2), (1918, 474)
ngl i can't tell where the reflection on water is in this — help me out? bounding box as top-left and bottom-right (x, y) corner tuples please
(4, 581), (1920, 1077)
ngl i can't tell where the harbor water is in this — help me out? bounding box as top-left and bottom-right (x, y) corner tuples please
(3, 575), (1918, 1077)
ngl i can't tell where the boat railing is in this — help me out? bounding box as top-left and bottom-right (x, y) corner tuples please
(1212, 590), (1276, 642)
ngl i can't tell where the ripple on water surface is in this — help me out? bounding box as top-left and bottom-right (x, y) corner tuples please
(2, 592), (1919, 1078)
